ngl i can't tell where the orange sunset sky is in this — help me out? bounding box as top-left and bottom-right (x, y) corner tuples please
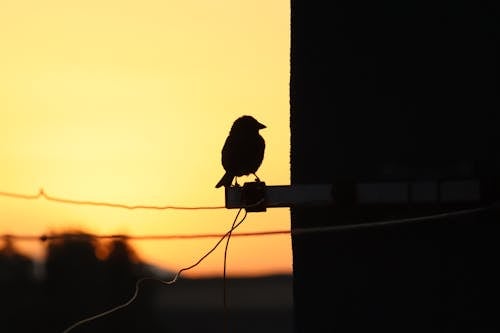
(0, 0), (291, 277)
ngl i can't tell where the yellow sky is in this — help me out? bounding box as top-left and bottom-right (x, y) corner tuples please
(0, 0), (291, 277)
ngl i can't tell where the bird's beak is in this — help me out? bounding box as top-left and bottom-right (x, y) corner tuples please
(258, 122), (266, 129)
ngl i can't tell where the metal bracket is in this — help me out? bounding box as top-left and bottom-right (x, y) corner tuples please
(224, 179), (483, 211)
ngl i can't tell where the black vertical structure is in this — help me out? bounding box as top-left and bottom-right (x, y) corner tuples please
(290, 1), (499, 332)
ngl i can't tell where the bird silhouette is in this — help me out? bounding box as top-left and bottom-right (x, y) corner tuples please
(215, 115), (266, 188)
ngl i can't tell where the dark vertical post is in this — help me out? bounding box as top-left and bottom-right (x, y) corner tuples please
(290, 1), (500, 332)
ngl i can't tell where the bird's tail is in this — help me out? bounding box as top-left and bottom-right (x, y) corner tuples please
(215, 172), (234, 188)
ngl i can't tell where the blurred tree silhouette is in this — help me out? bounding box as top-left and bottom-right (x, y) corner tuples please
(39, 232), (163, 332)
(0, 236), (38, 332)
(0, 236), (35, 282)
(101, 237), (158, 332)
(43, 232), (106, 331)
(0, 231), (292, 333)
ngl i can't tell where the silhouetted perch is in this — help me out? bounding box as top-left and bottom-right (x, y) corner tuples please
(224, 179), (482, 211)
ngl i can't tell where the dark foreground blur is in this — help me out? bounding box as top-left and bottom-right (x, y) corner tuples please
(0, 233), (293, 333)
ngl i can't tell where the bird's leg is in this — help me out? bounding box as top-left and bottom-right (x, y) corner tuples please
(252, 173), (260, 182)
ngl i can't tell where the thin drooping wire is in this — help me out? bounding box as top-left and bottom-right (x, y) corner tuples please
(222, 208), (247, 333)
(61, 207), (247, 333)
(0, 188), (224, 210)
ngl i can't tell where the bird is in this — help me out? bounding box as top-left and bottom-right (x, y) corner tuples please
(215, 115), (266, 188)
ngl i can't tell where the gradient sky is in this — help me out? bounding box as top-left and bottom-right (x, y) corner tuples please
(0, 0), (291, 277)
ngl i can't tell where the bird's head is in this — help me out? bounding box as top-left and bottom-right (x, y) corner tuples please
(230, 115), (266, 134)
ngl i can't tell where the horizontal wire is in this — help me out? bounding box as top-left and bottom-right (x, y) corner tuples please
(2, 200), (497, 243)
(292, 204), (494, 234)
(0, 231), (290, 242)
(0, 188), (225, 210)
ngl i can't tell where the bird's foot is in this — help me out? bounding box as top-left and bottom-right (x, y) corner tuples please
(253, 173), (261, 182)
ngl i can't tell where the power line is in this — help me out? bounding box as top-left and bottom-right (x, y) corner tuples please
(291, 203), (495, 233)
(0, 188), (225, 210)
(2, 201), (497, 244)
(1, 230), (290, 242)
